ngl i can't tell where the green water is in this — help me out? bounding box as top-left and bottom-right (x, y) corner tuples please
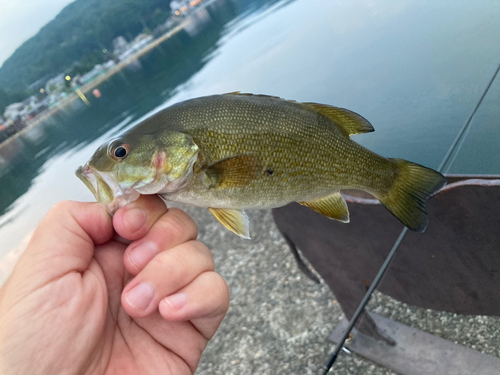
(0, 0), (499, 260)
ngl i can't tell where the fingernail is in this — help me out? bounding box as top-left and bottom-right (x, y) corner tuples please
(163, 292), (187, 310)
(125, 282), (154, 310)
(128, 241), (158, 269)
(122, 208), (147, 232)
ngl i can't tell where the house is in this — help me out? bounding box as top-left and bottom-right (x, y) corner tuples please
(170, 0), (190, 15)
(45, 74), (66, 94)
(4, 102), (25, 121)
(22, 96), (39, 109)
(70, 74), (82, 88)
(112, 36), (129, 57)
(103, 60), (115, 69)
(117, 34), (153, 61)
(80, 64), (104, 84)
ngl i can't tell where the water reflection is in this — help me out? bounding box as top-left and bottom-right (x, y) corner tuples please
(0, 0), (292, 274)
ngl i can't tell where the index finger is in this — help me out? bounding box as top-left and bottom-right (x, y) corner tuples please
(113, 195), (168, 241)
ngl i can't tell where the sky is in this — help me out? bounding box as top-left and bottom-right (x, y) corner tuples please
(0, 0), (75, 67)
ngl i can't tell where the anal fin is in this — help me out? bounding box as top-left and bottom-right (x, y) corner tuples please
(208, 208), (251, 239)
(299, 192), (350, 223)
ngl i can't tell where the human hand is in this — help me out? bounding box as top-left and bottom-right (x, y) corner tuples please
(0, 196), (229, 375)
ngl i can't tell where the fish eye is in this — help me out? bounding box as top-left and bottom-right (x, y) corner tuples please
(111, 144), (130, 160)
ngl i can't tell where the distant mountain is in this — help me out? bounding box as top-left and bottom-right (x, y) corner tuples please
(0, 0), (171, 92)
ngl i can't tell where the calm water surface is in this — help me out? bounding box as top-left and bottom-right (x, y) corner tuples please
(1, 0), (499, 275)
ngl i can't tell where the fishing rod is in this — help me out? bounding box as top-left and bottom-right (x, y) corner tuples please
(322, 62), (500, 375)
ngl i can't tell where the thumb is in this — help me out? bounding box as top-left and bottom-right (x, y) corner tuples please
(10, 201), (113, 291)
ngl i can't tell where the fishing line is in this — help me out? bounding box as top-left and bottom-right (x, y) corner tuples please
(441, 63), (500, 173)
(321, 63), (500, 375)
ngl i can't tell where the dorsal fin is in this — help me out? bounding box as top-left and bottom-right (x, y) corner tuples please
(301, 103), (374, 136)
(224, 91), (375, 136)
(223, 93), (374, 137)
(224, 91), (285, 100)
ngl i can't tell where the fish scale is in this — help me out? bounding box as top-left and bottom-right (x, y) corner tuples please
(77, 93), (446, 238)
(162, 95), (393, 208)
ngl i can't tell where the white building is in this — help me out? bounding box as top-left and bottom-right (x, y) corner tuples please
(170, 0), (190, 13)
(23, 96), (39, 109)
(4, 102), (25, 121)
(45, 74), (66, 94)
(117, 34), (153, 61)
(112, 36), (129, 56)
(80, 64), (105, 84)
(103, 60), (115, 69)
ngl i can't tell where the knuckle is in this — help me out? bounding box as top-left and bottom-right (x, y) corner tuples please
(157, 209), (197, 241)
(150, 252), (173, 270)
(207, 272), (230, 307)
(49, 200), (74, 215)
(210, 272), (229, 299)
(149, 241), (215, 279)
(190, 241), (214, 268)
(168, 208), (198, 236)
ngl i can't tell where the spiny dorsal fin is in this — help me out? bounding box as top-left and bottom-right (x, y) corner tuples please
(224, 91), (284, 100)
(224, 93), (373, 137)
(208, 208), (250, 239)
(299, 192), (350, 223)
(301, 103), (374, 137)
(204, 154), (262, 188)
(223, 93), (373, 136)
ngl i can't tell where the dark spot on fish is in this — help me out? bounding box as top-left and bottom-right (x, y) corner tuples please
(266, 169), (273, 176)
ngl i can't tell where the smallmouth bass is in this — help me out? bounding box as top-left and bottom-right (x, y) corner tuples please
(76, 93), (446, 238)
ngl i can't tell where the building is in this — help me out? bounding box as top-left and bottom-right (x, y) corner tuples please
(45, 74), (66, 94)
(22, 96), (39, 109)
(170, 0), (190, 15)
(79, 64), (104, 84)
(117, 34), (153, 61)
(112, 36), (129, 57)
(103, 60), (115, 69)
(3, 102), (25, 121)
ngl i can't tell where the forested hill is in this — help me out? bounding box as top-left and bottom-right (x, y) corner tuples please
(0, 0), (171, 91)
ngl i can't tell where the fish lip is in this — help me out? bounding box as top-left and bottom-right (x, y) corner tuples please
(76, 164), (98, 200)
(76, 163), (140, 214)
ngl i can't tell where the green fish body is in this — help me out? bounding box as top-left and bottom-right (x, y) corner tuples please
(77, 93), (446, 238)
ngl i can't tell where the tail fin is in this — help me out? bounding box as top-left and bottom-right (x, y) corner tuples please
(375, 159), (446, 232)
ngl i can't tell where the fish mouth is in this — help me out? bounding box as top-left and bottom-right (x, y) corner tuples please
(76, 164), (140, 214)
(76, 165), (98, 199)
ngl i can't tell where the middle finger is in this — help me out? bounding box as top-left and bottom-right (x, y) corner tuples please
(121, 240), (214, 318)
(124, 207), (198, 274)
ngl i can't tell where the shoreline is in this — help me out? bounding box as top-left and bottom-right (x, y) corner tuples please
(0, 20), (191, 149)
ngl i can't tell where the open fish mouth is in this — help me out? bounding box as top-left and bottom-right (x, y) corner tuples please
(76, 165), (98, 199)
(75, 164), (139, 214)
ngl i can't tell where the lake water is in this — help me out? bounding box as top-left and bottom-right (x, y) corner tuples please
(1, 0), (499, 277)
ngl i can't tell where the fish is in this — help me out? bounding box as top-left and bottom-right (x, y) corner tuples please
(76, 93), (446, 239)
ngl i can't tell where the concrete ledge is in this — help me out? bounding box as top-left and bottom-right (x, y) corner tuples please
(329, 312), (500, 375)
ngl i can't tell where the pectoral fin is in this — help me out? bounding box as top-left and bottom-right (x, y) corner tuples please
(204, 154), (262, 188)
(299, 192), (350, 222)
(208, 207), (251, 239)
